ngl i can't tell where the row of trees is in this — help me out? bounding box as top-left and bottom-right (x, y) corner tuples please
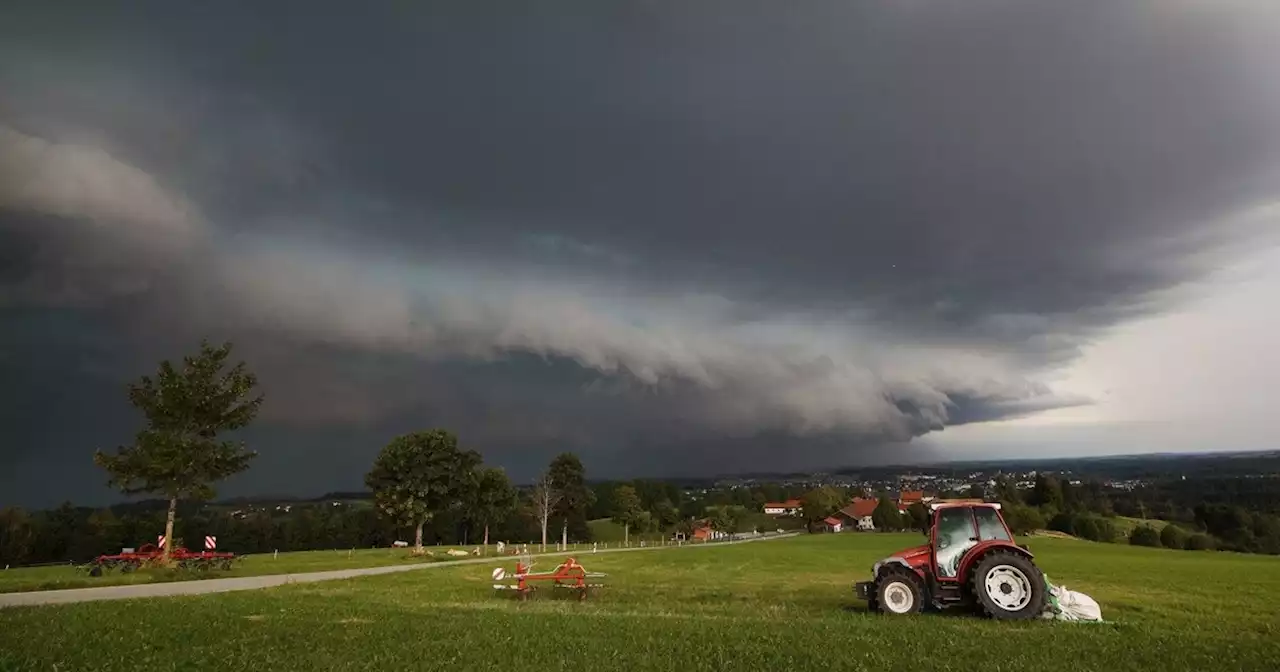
(17, 340), (600, 566)
(0, 493), (595, 568)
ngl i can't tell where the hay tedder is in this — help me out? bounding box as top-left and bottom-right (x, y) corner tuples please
(81, 542), (239, 576)
(491, 554), (607, 601)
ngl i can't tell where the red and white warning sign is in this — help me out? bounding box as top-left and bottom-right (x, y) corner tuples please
(204, 535), (217, 550)
(158, 534), (166, 548)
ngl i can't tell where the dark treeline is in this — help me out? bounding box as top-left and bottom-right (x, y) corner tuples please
(0, 480), (815, 567)
(992, 473), (1280, 555)
(0, 495), (575, 567)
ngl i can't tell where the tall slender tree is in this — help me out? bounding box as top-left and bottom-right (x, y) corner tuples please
(611, 485), (643, 545)
(94, 340), (262, 563)
(531, 472), (562, 552)
(470, 467), (517, 553)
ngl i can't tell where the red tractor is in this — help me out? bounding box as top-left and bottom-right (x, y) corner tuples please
(854, 502), (1047, 620)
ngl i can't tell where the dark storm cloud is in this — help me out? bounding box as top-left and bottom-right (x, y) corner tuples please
(3, 0), (1280, 506)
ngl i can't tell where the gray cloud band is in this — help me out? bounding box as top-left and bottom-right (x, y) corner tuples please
(2, 0), (1280, 498)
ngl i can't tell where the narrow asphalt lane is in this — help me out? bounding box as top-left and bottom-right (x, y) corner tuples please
(0, 532), (800, 608)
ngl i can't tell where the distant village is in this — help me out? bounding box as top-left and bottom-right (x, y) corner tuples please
(224, 469), (1153, 534)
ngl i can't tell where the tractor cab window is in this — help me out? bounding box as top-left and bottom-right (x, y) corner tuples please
(933, 507), (977, 579)
(974, 507), (1012, 541)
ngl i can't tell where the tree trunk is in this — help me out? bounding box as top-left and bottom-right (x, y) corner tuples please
(483, 524), (490, 554)
(624, 523), (629, 546)
(540, 515), (548, 552)
(414, 520), (425, 554)
(561, 521), (567, 550)
(162, 496), (177, 563)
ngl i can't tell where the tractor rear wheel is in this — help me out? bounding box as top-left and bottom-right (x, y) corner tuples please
(969, 551), (1046, 620)
(874, 566), (925, 615)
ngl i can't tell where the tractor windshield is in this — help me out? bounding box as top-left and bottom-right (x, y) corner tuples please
(973, 506), (1012, 541)
(934, 507), (977, 579)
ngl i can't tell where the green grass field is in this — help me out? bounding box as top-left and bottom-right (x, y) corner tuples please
(0, 544), (582, 594)
(2, 534), (1277, 671)
(1113, 515), (1171, 536)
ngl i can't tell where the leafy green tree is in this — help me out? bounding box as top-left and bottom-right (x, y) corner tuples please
(633, 510), (656, 537)
(470, 468), (517, 550)
(547, 453), (596, 544)
(1160, 524), (1189, 550)
(364, 429), (481, 554)
(611, 485), (643, 545)
(992, 475), (1021, 505)
(653, 499), (681, 529)
(905, 502), (930, 532)
(709, 505), (740, 538)
(0, 507), (36, 567)
(799, 487), (844, 532)
(1129, 525), (1162, 547)
(1000, 505), (1045, 535)
(94, 340), (262, 563)
(871, 497), (903, 531)
(1031, 474), (1064, 511)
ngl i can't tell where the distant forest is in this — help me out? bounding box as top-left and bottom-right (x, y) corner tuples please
(2, 451), (1278, 567)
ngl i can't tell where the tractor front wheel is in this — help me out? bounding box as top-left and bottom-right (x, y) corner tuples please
(874, 567), (925, 616)
(969, 551), (1046, 620)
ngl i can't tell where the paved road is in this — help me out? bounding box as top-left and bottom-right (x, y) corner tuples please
(0, 532), (799, 608)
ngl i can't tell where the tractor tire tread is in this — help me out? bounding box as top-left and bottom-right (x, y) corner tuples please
(874, 565), (925, 615)
(968, 549), (1046, 620)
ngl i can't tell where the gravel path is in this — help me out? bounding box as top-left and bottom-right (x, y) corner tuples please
(0, 532), (799, 608)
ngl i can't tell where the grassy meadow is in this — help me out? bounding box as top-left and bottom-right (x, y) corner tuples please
(2, 533), (1278, 671)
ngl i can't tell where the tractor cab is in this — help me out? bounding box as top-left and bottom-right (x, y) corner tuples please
(855, 502), (1047, 620)
(931, 502), (1015, 579)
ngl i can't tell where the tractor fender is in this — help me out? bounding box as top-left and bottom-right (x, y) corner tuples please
(872, 557), (914, 578)
(958, 541), (1034, 581)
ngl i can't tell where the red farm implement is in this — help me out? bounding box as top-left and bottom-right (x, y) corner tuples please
(491, 555), (607, 601)
(82, 543), (239, 576)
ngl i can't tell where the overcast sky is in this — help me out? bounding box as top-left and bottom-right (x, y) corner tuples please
(3, 1), (1279, 508)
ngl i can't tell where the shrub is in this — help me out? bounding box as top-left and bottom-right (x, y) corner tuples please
(1048, 512), (1075, 535)
(1185, 533), (1216, 551)
(1129, 525), (1162, 547)
(1091, 517), (1118, 543)
(1160, 524), (1189, 550)
(1074, 516), (1101, 542)
(1003, 505), (1046, 535)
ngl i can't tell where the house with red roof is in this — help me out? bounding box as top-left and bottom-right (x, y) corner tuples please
(835, 497), (879, 531)
(691, 520), (727, 542)
(763, 499), (802, 516)
(822, 516), (844, 533)
(897, 490), (925, 513)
